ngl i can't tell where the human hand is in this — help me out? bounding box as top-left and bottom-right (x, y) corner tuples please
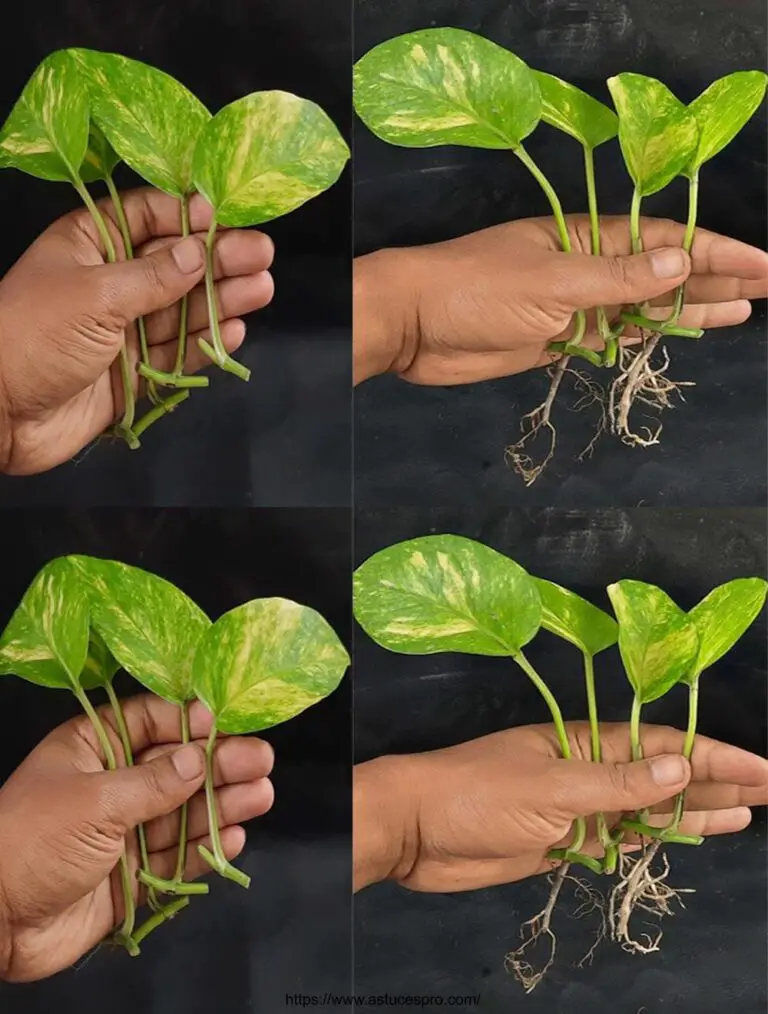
(0, 693), (274, 981)
(353, 215), (768, 385)
(354, 721), (767, 892)
(0, 186), (275, 474)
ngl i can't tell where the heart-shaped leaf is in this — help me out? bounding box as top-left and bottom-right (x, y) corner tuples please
(70, 49), (210, 197)
(81, 629), (121, 690)
(607, 580), (699, 703)
(192, 598), (349, 735)
(79, 123), (120, 183)
(192, 91), (349, 227)
(354, 535), (541, 657)
(354, 28), (541, 150)
(686, 577), (768, 678)
(686, 71), (768, 174)
(69, 556), (210, 705)
(0, 558), (89, 689)
(607, 73), (698, 195)
(536, 578), (618, 656)
(0, 50), (89, 182)
(534, 71), (618, 149)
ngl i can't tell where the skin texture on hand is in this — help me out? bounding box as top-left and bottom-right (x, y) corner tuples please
(353, 721), (768, 893)
(353, 215), (768, 385)
(0, 694), (274, 982)
(0, 186), (275, 475)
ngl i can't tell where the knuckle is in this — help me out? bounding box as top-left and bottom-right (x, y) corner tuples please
(606, 255), (634, 293)
(605, 762), (633, 799)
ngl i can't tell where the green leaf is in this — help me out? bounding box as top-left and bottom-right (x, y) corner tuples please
(192, 598), (349, 735)
(79, 123), (120, 183)
(81, 629), (121, 690)
(70, 49), (211, 197)
(607, 580), (699, 703)
(353, 535), (541, 657)
(534, 70), (618, 149)
(607, 73), (698, 195)
(536, 578), (618, 656)
(686, 577), (768, 678)
(686, 71), (768, 174)
(0, 50), (89, 182)
(192, 91), (349, 227)
(0, 558), (89, 689)
(68, 556), (211, 705)
(353, 27), (541, 150)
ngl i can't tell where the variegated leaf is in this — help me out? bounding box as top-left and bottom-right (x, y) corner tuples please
(0, 558), (90, 689)
(354, 535), (541, 657)
(686, 577), (767, 679)
(536, 578), (618, 656)
(534, 71), (618, 149)
(354, 28), (541, 150)
(192, 91), (349, 227)
(69, 556), (210, 704)
(80, 629), (121, 690)
(686, 71), (768, 173)
(80, 122), (120, 183)
(70, 48), (210, 196)
(192, 598), (349, 735)
(0, 50), (89, 182)
(607, 73), (698, 195)
(608, 580), (699, 703)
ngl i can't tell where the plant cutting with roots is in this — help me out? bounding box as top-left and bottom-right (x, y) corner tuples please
(352, 532), (768, 989)
(353, 28), (768, 482)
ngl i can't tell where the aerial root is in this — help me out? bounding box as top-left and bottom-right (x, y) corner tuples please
(505, 863), (570, 993)
(570, 875), (608, 968)
(506, 356), (569, 486)
(608, 332), (694, 447)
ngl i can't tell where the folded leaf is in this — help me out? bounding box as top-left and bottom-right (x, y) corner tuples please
(354, 28), (540, 150)
(0, 558), (89, 689)
(608, 580), (699, 703)
(79, 123), (120, 183)
(536, 578), (618, 656)
(192, 91), (349, 227)
(686, 577), (768, 678)
(0, 50), (89, 182)
(534, 71), (618, 149)
(354, 534), (541, 656)
(69, 556), (210, 705)
(686, 71), (768, 174)
(192, 598), (349, 735)
(71, 49), (210, 197)
(607, 73), (698, 195)
(81, 629), (121, 690)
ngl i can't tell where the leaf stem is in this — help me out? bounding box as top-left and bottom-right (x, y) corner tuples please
(132, 390), (190, 440)
(198, 723), (251, 888)
(515, 144), (588, 352)
(72, 178), (139, 449)
(582, 652), (619, 872)
(198, 218), (251, 382)
(175, 702), (191, 883)
(174, 196), (191, 377)
(630, 695), (643, 761)
(665, 172), (699, 327)
(630, 188), (643, 255)
(583, 146), (619, 366)
(667, 675), (700, 832)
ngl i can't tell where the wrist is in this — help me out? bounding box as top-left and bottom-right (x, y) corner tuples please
(353, 755), (422, 890)
(353, 248), (423, 383)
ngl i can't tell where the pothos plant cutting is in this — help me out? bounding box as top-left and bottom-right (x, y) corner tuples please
(353, 27), (768, 484)
(0, 555), (349, 956)
(353, 532), (767, 992)
(0, 48), (349, 448)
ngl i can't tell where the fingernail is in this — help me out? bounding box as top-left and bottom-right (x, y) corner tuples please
(172, 744), (204, 780)
(651, 247), (686, 278)
(649, 754), (686, 786)
(172, 236), (204, 273)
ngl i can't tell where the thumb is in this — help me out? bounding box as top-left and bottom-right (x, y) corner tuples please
(558, 754), (692, 819)
(559, 247), (691, 311)
(92, 743), (206, 834)
(90, 235), (206, 326)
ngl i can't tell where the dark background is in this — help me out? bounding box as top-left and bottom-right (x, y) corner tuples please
(0, 0), (352, 507)
(355, 508), (767, 1013)
(0, 508), (352, 1014)
(354, 0), (768, 506)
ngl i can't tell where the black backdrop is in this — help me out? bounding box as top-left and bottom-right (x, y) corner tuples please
(0, 508), (352, 1013)
(354, 508), (767, 1013)
(354, 0), (768, 507)
(0, 0), (352, 507)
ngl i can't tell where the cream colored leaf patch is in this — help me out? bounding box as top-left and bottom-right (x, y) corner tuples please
(192, 598), (350, 734)
(534, 71), (618, 149)
(687, 71), (768, 173)
(192, 91), (350, 227)
(354, 27), (541, 150)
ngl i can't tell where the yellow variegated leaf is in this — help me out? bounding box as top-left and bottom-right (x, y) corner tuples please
(686, 577), (767, 678)
(534, 71), (618, 149)
(536, 578), (618, 656)
(686, 71), (768, 173)
(79, 123), (120, 183)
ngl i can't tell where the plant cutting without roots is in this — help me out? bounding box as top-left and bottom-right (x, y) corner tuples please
(0, 555), (350, 957)
(353, 532), (767, 989)
(353, 27), (768, 482)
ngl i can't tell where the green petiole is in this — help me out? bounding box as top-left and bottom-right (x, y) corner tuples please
(583, 145), (620, 368)
(198, 218), (251, 382)
(582, 652), (619, 873)
(198, 724), (251, 888)
(663, 171), (699, 328)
